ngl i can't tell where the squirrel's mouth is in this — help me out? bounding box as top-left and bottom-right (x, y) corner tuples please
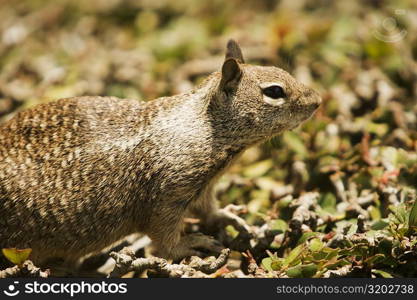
(288, 123), (300, 130)
(287, 107), (318, 130)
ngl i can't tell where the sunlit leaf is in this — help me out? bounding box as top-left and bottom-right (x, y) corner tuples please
(309, 238), (325, 252)
(242, 160), (273, 178)
(2, 248), (32, 265)
(282, 132), (308, 159)
(283, 245), (304, 267)
(286, 265), (303, 278)
(372, 269), (394, 278)
(270, 219), (288, 233)
(297, 232), (318, 245)
(408, 199), (417, 229)
(261, 257), (274, 272)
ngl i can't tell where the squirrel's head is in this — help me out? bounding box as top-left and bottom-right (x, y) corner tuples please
(208, 40), (321, 144)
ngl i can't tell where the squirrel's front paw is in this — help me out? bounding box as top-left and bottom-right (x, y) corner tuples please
(169, 233), (224, 261)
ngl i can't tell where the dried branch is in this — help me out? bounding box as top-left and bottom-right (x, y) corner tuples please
(0, 260), (49, 278)
(109, 247), (231, 278)
(186, 249), (230, 274)
(96, 235), (151, 275)
(241, 250), (268, 277)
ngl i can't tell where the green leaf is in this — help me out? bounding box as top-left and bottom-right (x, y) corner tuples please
(301, 263), (318, 277)
(283, 244), (304, 267)
(408, 199), (417, 229)
(255, 177), (282, 191)
(270, 219), (288, 233)
(297, 232), (318, 245)
(262, 257), (283, 272)
(371, 219), (388, 230)
(369, 206), (381, 221)
(324, 258), (351, 270)
(242, 159), (273, 178)
(2, 248), (32, 265)
(261, 257), (274, 272)
(323, 247), (339, 260)
(225, 225), (239, 239)
(286, 265), (303, 278)
(378, 238), (393, 255)
(389, 204), (408, 225)
(312, 251), (327, 261)
(286, 264), (318, 278)
(319, 193), (337, 213)
(372, 269), (394, 278)
(283, 132), (308, 158)
(271, 259), (283, 271)
(368, 122), (389, 137)
(309, 238), (325, 252)
(365, 254), (385, 265)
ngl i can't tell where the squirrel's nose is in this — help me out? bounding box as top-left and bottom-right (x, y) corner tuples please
(304, 88), (322, 109)
(312, 94), (322, 109)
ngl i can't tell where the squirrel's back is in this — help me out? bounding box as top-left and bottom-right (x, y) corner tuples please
(0, 96), (153, 262)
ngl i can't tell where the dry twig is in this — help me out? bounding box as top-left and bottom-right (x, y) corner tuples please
(0, 260), (49, 278)
(109, 247), (231, 278)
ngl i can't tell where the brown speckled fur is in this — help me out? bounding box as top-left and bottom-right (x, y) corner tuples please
(0, 40), (321, 266)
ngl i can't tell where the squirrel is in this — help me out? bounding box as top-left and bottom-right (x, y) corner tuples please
(0, 40), (321, 269)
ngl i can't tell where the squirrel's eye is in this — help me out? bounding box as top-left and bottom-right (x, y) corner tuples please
(262, 85), (286, 99)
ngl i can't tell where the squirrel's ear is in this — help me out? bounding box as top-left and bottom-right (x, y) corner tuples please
(225, 39), (245, 64)
(219, 58), (242, 94)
